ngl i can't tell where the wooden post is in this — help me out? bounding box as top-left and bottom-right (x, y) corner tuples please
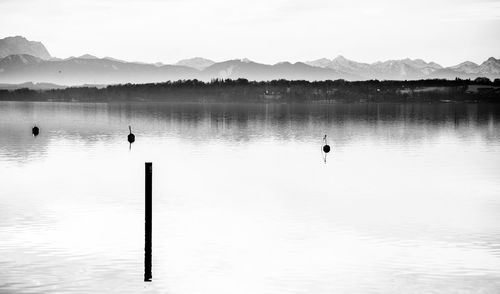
(144, 162), (152, 282)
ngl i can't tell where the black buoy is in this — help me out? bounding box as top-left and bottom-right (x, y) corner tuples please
(128, 126), (135, 144)
(321, 134), (331, 163)
(322, 135), (330, 153)
(32, 126), (39, 137)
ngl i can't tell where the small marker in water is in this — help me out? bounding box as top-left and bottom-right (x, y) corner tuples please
(32, 126), (39, 137)
(128, 126), (135, 144)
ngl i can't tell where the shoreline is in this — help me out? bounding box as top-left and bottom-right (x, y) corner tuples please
(1, 78), (499, 104)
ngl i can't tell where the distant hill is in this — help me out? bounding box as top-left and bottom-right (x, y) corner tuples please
(430, 57), (500, 79)
(198, 59), (352, 81)
(0, 54), (198, 85)
(0, 36), (499, 86)
(1, 53), (498, 86)
(78, 54), (99, 59)
(0, 36), (51, 59)
(0, 81), (66, 90)
(305, 56), (445, 80)
(447, 61), (480, 74)
(0, 55), (354, 85)
(306, 56), (371, 75)
(175, 57), (215, 71)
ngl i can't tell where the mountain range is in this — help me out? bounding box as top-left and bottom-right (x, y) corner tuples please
(0, 36), (51, 60)
(0, 36), (499, 86)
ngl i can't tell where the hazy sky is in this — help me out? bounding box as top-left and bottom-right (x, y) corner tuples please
(1, 0), (499, 66)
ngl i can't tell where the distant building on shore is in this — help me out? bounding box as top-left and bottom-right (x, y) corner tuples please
(262, 89), (282, 100)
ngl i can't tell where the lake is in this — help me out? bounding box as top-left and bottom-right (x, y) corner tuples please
(1, 101), (500, 294)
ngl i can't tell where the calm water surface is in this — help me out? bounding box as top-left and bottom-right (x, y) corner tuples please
(1, 101), (500, 294)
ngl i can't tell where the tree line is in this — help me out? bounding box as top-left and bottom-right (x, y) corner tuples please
(1, 77), (499, 103)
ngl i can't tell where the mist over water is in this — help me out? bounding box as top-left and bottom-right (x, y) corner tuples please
(1, 101), (500, 294)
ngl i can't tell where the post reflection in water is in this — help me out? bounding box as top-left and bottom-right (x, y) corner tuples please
(144, 162), (152, 282)
(0, 101), (500, 294)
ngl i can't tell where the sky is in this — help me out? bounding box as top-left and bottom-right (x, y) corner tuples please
(1, 0), (499, 66)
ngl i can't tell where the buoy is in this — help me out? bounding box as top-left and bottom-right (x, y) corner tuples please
(322, 135), (330, 153)
(128, 126), (135, 144)
(32, 126), (39, 137)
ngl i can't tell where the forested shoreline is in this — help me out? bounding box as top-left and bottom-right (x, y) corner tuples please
(1, 78), (499, 103)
